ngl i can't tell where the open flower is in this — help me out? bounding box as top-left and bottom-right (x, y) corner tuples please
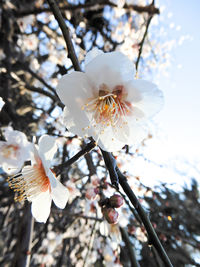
(7, 135), (69, 223)
(0, 97), (4, 111)
(0, 127), (32, 173)
(57, 49), (163, 152)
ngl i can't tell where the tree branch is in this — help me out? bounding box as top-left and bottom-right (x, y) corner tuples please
(100, 148), (118, 189)
(99, 151), (173, 267)
(116, 165), (173, 267)
(16, 1), (159, 18)
(47, 0), (81, 72)
(135, 1), (155, 72)
(53, 140), (96, 176)
(13, 204), (34, 267)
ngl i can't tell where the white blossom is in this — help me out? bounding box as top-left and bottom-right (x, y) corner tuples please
(0, 127), (32, 174)
(7, 135), (69, 223)
(57, 49), (163, 152)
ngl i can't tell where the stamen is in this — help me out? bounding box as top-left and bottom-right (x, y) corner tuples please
(82, 84), (133, 142)
(7, 161), (50, 202)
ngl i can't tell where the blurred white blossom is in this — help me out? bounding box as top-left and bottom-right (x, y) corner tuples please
(0, 126), (32, 174)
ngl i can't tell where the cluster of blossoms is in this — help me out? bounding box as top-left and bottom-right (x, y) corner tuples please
(2, 49), (163, 226)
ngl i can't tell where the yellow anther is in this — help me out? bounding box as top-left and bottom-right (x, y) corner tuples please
(104, 104), (109, 110)
(167, 216), (172, 221)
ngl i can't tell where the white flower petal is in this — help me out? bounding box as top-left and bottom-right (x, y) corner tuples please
(97, 127), (126, 152)
(2, 161), (22, 174)
(4, 127), (28, 146)
(57, 72), (94, 137)
(48, 171), (69, 209)
(85, 48), (103, 65)
(38, 135), (57, 162)
(31, 190), (52, 223)
(85, 51), (135, 89)
(113, 123), (130, 143)
(2, 156), (24, 170)
(99, 221), (109, 236)
(127, 122), (147, 145)
(128, 80), (164, 119)
(32, 143), (41, 165)
(111, 121), (147, 148)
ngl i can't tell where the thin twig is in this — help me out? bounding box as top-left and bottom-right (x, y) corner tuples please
(135, 1), (156, 72)
(81, 140), (97, 176)
(120, 227), (140, 267)
(53, 140), (96, 176)
(52, 210), (103, 222)
(25, 66), (57, 96)
(24, 84), (64, 107)
(118, 189), (142, 224)
(47, 0), (81, 72)
(83, 220), (97, 267)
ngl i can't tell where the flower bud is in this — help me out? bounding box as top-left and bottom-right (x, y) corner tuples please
(109, 194), (124, 208)
(102, 207), (119, 224)
(85, 188), (97, 200)
(128, 225), (136, 235)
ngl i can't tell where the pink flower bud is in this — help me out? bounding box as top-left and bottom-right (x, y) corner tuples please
(85, 188), (97, 200)
(109, 194), (124, 208)
(102, 207), (119, 224)
(92, 178), (100, 186)
(128, 225), (136, 235)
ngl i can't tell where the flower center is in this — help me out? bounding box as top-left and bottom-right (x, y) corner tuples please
(7, 160), (50, 202)
(2, 144), (19, 159)
(82, 84), (133, 130)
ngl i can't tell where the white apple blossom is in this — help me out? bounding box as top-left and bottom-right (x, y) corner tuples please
(0, 97), (4, 111)
(57, 49), (163, 152)
(7, 135), (69, 223)
(0, 127), (32, 174)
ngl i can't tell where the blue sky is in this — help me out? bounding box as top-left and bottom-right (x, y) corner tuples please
(154, 0), (200, 159)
